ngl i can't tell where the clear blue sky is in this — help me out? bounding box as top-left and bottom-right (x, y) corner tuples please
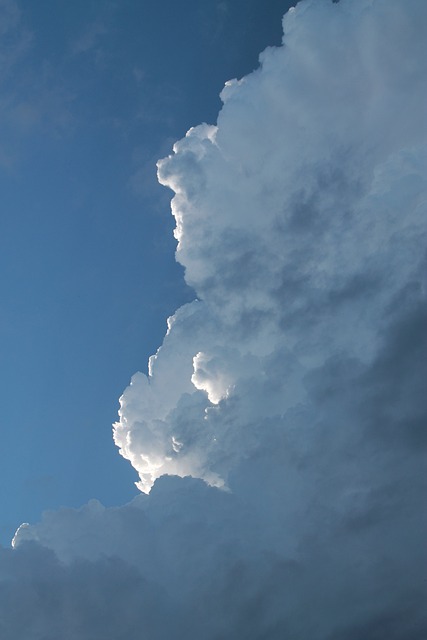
(0, 0), (290, 545)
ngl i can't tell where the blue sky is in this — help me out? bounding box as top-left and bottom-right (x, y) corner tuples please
(0, 0), (289, 544)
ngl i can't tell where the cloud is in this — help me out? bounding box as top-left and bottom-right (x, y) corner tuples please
(70, 21), (109, 57)
(0, 539), (176, 640)
(0, 0), (32, 166)
(7, 0), (427, 638)
(0, 0), (29, 65)
(0, 0), (75, 167)
(115, 0), (427, 492)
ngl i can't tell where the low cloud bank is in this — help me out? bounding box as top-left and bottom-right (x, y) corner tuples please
(6, 1), (427, 638)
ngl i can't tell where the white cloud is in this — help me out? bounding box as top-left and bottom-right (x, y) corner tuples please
(7, 0), (427, 638)
(115, 0), (427, 493)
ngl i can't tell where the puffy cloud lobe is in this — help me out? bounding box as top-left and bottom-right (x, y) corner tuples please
(8, 0), (427, 638)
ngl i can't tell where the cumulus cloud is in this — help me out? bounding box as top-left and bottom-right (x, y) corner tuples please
(7, 0), (427, 638)
(114, 0), (427, 493)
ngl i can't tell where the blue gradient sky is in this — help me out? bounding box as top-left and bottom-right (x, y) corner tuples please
(0, 0), (291, 545)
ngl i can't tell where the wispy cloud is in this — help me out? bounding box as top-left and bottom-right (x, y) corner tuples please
(70, 20), (109, 57)
(0, 1), (76, 168)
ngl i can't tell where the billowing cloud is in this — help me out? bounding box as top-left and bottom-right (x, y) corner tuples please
(114, 0), (426, 493)
(6, 0), (427, 638)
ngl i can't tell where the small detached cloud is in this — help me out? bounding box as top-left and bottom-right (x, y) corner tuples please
(70, 20), (109, 57)
(7, 0), (427, 638)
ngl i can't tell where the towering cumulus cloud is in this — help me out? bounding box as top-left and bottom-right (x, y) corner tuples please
(7, 1), (427, 638)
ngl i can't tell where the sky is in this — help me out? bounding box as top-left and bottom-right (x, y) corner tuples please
(0, 0), (288, 545)
(1, 0), (426, 638)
